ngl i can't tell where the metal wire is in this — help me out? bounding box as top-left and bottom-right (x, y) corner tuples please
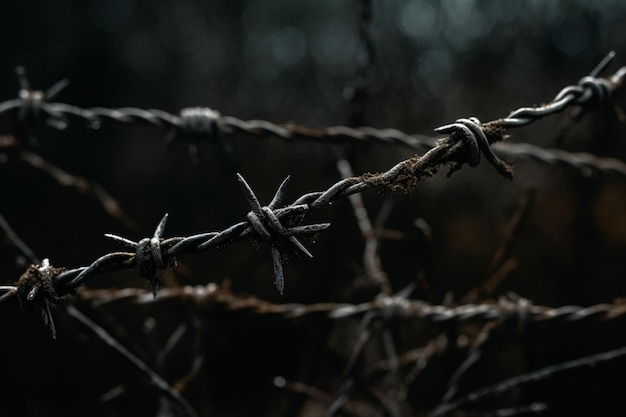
(492, 142), (626, 177)
(1, 58), (625, 177)
(1, 54), (625, 338)
(74, 284), (626, 328)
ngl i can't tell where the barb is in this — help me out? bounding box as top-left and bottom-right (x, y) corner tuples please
(15, 259), (67, 339)
(66, 213), (183, 295)
(234, 173), (331, 295)
(164, 106), (228, 159)
(11, 66), (69, 133)
(0, 212), (61, 337)
(434, 117), (514, 178)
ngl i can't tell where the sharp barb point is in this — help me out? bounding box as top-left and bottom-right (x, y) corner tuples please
(155, 213), (169, 238)
(271, 246), (285, 295)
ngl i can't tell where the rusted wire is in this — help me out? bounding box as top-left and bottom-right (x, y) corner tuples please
(492, 142), (626, 177)
(76, 282), (626, 417)
(73, 284), (626, 328)
(73, 282), (626, 417)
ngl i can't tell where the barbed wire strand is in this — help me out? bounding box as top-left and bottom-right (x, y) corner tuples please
(74, 284), (626, 329)
(80, 282), (626, 416)
(77, 285), (626, 416)
(0, 53), (624, 337)
(0, 59), (624, 178)
(496, 141), (626, 177)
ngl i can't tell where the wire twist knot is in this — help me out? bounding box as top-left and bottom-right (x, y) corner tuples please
(498, 295), (532, 333)
(16, 258), (67, 338)
(110, 213), (173, 298)
(378, 294), (410, 322)
(135, 236), (167, 284)
(179, 107), (221, 135)
(168, 107), (225, 159)
(575, 75), (613, 105)
(14, 66), (68, 131)
(237, 174), (330, 294)
(434, 117), (513, 179)
(69, 214), (180, 299)
(552, 75), (613, 108)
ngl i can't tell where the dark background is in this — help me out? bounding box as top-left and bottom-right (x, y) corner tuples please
(1, 1), (626, 416)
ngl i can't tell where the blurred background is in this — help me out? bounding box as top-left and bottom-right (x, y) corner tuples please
(0, 0), (626, 416)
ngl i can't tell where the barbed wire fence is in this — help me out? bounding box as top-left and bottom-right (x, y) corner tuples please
(2, 5), (626, 416)
(1, 52), (622, 329)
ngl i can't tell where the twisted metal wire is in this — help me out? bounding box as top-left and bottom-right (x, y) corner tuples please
(1, 54), (625, 338)
(74, 283), (626, 329)
(0, 68), (430, 148)
(492, 142), (626, 177)
(80, 282), (626, 417)
(1, 56), (625, 178)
